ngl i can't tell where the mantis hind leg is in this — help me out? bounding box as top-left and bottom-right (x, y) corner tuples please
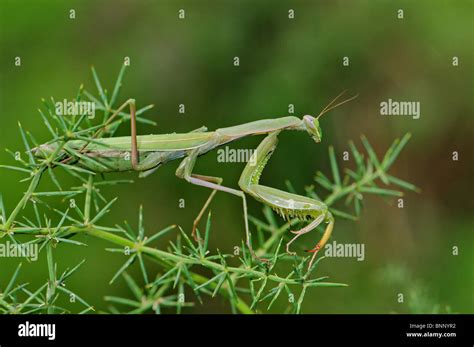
(100, 98), (138, 169)
(123, 98), (206, 173)
(61, 98), (137, 167)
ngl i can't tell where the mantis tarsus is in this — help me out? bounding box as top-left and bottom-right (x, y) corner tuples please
(35, 92), (357, 269)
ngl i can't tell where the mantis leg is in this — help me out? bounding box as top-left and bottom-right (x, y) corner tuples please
(112, 98), (139, 170)
(189, 174), (223, 241)
(93, 98), (139, 169)
(285, 215), (324, 255)
(102, 101), (207, 172)
(60, 98), (137, 167)
(238, 131), (334, 269)
(176, 151), (267, 263)
(306, 215), (334, 269)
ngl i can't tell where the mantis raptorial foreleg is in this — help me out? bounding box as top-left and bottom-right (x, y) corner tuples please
(285, 215), (324, 255)
(306, 216), (334, 268)
(238, 131), (334, 269)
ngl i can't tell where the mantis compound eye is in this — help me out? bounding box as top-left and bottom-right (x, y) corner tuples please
(303, 115), (322, 143)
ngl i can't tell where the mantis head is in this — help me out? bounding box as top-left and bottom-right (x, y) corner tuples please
(303, 115), (322, 143)
(303, 91), (359, 143)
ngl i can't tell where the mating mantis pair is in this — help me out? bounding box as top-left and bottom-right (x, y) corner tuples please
(35, 92), (357, 268)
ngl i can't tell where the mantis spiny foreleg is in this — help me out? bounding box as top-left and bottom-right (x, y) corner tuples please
(238, 131), (334, 269)
(285, 214), (324, 255)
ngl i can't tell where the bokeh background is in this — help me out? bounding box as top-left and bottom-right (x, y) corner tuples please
(0, 0), (472, 313)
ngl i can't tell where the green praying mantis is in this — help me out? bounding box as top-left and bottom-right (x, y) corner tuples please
(34, 92), (357, 269)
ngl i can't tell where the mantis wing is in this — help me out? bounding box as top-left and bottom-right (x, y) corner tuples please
(69, 132), (217, 152)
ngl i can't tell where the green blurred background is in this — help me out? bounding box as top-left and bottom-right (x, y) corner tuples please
(0, 0), (472, 313)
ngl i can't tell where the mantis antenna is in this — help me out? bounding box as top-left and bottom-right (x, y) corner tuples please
(317, 90), (359, 119)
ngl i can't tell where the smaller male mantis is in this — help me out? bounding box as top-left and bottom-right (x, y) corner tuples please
(35, 92), (357, 268)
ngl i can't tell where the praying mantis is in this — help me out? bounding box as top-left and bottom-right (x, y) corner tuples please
(34, 92), (357, 269)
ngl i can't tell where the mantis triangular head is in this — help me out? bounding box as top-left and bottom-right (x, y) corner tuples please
(303, 91), (359, 143)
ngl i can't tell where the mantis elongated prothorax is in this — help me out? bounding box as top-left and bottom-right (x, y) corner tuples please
(35, 91), (357, 268)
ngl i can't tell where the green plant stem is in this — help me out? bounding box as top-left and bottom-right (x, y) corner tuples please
(83, 175), (93, 224)
(6, 225), (255, 314)
(6, 224), (346, 312)
(3, 169), (44, 230)
(46, 244), (56, 314)
(11, 225), (341, 286)
(324, 168), (384, 206)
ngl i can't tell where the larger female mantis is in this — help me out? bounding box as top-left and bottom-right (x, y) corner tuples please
(35, 92), (357, 268)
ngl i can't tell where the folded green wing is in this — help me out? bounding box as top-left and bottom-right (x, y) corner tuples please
(71, 132), (216, 152)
